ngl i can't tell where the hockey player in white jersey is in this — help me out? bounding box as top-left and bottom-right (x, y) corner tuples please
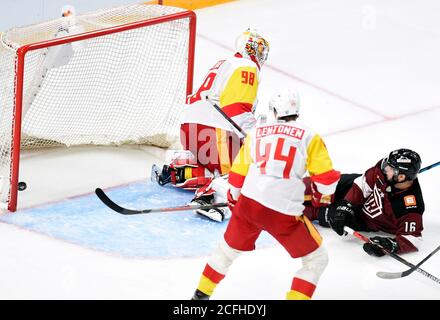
(192, 88), (340, 300)
(153, 28), (269, 222)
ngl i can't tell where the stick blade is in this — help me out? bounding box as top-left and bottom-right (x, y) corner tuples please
(95, 188), (123, 213)
(95, 188), (143, 215)
(376, 271), (404, 279)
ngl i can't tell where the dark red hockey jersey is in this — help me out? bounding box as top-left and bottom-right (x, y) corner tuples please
(344, 160), (425, 254)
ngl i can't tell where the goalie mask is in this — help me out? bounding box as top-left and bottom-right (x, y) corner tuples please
(269, 88), (301, 119)
(235, 28), (269, 66)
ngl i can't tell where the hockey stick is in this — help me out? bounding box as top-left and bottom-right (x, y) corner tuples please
(419, 161), (440, 173)
(96, 186), (313, 215)
(377, 244), (440, 279)
(207, 98), (248, 138)
(370, 160), (440, 278)
(207, 107), (438, 172)
(344, 227), (440, 285)
(95, 188), (227, 215)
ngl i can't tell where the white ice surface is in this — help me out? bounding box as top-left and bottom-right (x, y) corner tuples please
(0, 0), (439, 299)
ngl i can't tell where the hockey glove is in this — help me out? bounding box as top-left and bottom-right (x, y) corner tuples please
(310, 182), (333, 207)
(363, 236), (399, 257)
(326, 200), (355, 236)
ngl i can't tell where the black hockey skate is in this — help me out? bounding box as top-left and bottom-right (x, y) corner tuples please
(191, 289), (210, 300)
(151, 164), (171, 186)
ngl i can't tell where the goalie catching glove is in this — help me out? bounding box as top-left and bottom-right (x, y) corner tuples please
(310, 181), (334, 207)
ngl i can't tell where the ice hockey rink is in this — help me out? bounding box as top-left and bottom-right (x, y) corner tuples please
(0, 0), (439, 299)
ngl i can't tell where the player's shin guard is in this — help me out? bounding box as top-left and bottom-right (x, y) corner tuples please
(286, 245), (328, 300)
(193, 238), (242, 298)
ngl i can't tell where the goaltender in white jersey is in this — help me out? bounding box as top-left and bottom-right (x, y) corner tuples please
(154, 29), (270, 222)
(180, 55), (259, 134)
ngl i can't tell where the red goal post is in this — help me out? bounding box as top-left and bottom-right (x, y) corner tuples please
(0, 4), (196, 212)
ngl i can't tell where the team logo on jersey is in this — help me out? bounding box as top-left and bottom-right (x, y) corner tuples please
(404, 195), (417, 208)
(362, 185), (384, 218)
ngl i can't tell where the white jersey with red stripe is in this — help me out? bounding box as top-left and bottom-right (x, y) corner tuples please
(181, 54), (259, 134)
(229, 118), (340, 216)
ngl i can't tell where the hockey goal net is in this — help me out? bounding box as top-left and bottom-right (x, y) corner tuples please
(0, 4), (196, 211)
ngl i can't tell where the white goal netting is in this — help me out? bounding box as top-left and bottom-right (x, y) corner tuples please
(0, 4), (195, 209)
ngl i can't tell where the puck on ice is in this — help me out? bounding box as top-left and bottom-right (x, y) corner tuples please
(18, 181), (27, 191)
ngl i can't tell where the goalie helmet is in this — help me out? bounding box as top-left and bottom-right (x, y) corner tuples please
(381, 148), (421, 181)
(235, 28), (269, 66)
(269, 88), (301, 119)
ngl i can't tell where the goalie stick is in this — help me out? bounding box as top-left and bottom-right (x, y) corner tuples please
(376, 244), (440, 279)
(207, 97), (248, 139)
(344, 227), (440, 285)
(95, 188), (227, 215)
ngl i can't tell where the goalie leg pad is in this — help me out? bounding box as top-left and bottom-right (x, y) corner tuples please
(152, 161), (214, 189)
